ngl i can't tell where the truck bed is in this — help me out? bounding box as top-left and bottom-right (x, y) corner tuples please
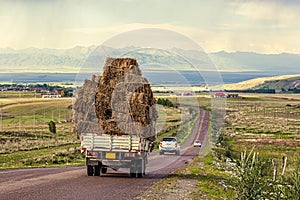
(81, 133), (149, 152)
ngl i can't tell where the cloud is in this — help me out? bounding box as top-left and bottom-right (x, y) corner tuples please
(231, 0), (300, 24)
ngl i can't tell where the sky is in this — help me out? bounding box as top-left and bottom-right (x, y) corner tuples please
(0, 0), (300, 53)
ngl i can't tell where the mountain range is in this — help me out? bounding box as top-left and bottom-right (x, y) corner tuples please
(0, 46), (299, 75)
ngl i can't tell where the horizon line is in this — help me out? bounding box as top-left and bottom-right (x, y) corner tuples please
(0, 45), (299, 55)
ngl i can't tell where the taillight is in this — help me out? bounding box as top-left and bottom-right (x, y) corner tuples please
(159, 142), (162, 147)
(81, 147), (87, 151)
(124, 153), (135, 157)
(87, 151), (97, 156)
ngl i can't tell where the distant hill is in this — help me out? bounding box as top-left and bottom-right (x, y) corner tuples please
(253, 76), (300, 92)
(1, 46), (300, 75)
(210, 51), (300, 73)
(0, 46), (95, 72)
(224, 74), (300, 90)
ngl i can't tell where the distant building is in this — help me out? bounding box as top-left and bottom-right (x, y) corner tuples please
(42, 94), (61, 98)
(212, 92), (226, 98)
(227, 93), (239, 98)
(34, 88), (42, 93)
(181, 91), (193, 96)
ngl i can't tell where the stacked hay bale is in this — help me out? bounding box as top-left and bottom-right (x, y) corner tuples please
(95, 57), (157, 140)
(73, 75), (102, 134)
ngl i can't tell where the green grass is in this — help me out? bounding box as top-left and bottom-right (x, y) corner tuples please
(0, 144), (84, 170)
(0, 94), (187, 169)
(219, 93), (300, 177)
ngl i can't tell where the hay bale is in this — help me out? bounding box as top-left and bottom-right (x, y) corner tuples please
(73, 57), (157, 141)
(95, 58), (157, 140)
(73, 77), (102, 135)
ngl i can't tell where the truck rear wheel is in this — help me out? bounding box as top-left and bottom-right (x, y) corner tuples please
(130, 172), (136, 177)
(137, 159), (145, 178)
(87, 165), (94, 176)
(94, 165), (100, 176)
(130, 159), (145, 178)
(101, 167), (107, 174)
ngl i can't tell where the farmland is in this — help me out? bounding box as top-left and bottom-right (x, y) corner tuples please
(0, 94), (81, 169)
(138, 93), (300, 199)
(1, 90), (299, 198)
(223, 94), (300, 165)
(0, 91), (192, 169)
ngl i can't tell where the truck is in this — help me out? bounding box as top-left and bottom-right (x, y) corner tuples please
(81, 133), (151, 178)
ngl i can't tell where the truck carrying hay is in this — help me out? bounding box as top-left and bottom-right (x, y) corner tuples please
(76, 58), (158, 177)
(95, 57), (157, 140)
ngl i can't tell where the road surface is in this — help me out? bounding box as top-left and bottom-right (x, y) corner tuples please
(0, 109), (210, 200)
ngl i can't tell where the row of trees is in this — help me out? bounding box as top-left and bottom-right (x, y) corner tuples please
(156, 98), (174, 107)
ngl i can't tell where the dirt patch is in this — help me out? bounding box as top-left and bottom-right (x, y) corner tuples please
(135, 177), (200, 200)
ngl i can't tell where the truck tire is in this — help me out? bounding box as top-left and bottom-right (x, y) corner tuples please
(159, 150), (163, 155)
(130, 172), (136, 177)
(130, 167), (136, 177)
(137, 159), (145, 178)
(87, 165), (94, 176)
(94, 165), (100, 176)
(130, 158), (146, 178)
(143, 160), (146, 176)
(101, 167), (107, 174)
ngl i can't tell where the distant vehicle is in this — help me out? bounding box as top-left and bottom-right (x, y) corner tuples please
(193, 140), (201, 147)
(159, 137), (180, 155)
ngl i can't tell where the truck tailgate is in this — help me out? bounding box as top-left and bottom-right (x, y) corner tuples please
(81, 133), (143, 152)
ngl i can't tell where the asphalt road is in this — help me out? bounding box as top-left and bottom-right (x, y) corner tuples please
(0, 109), (210, 200)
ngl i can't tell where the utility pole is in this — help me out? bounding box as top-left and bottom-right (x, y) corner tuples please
(58, 108), (61, 123)
(0, 103), (2, 132)
(19, 115), (21, 131)
(33, 110), (36, 134)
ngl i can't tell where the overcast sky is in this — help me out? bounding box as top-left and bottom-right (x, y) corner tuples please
(0, 0), (300, 53)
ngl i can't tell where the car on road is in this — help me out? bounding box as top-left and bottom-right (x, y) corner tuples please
(193, 140), (202, 147)
(159, 137), (180, 155)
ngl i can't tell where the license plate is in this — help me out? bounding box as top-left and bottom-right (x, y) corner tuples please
(106, 153), (116, 159)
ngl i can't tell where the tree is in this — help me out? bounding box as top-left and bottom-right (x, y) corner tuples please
(157, 98), (162, 105)
(48, 121), (56, 134)
(61, 89), (69, 97)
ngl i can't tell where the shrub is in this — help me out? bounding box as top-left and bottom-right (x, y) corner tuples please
(48, 121), (56, 134)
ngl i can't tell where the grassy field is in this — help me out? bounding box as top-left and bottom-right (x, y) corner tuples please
(139, 93), (300, 199)
(0, 92), (190, 169)
(0, 94), (82, 169)
(223, 94), (300, 169)
(2, 91), (299, 198)
(199, 93), (300, 198)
